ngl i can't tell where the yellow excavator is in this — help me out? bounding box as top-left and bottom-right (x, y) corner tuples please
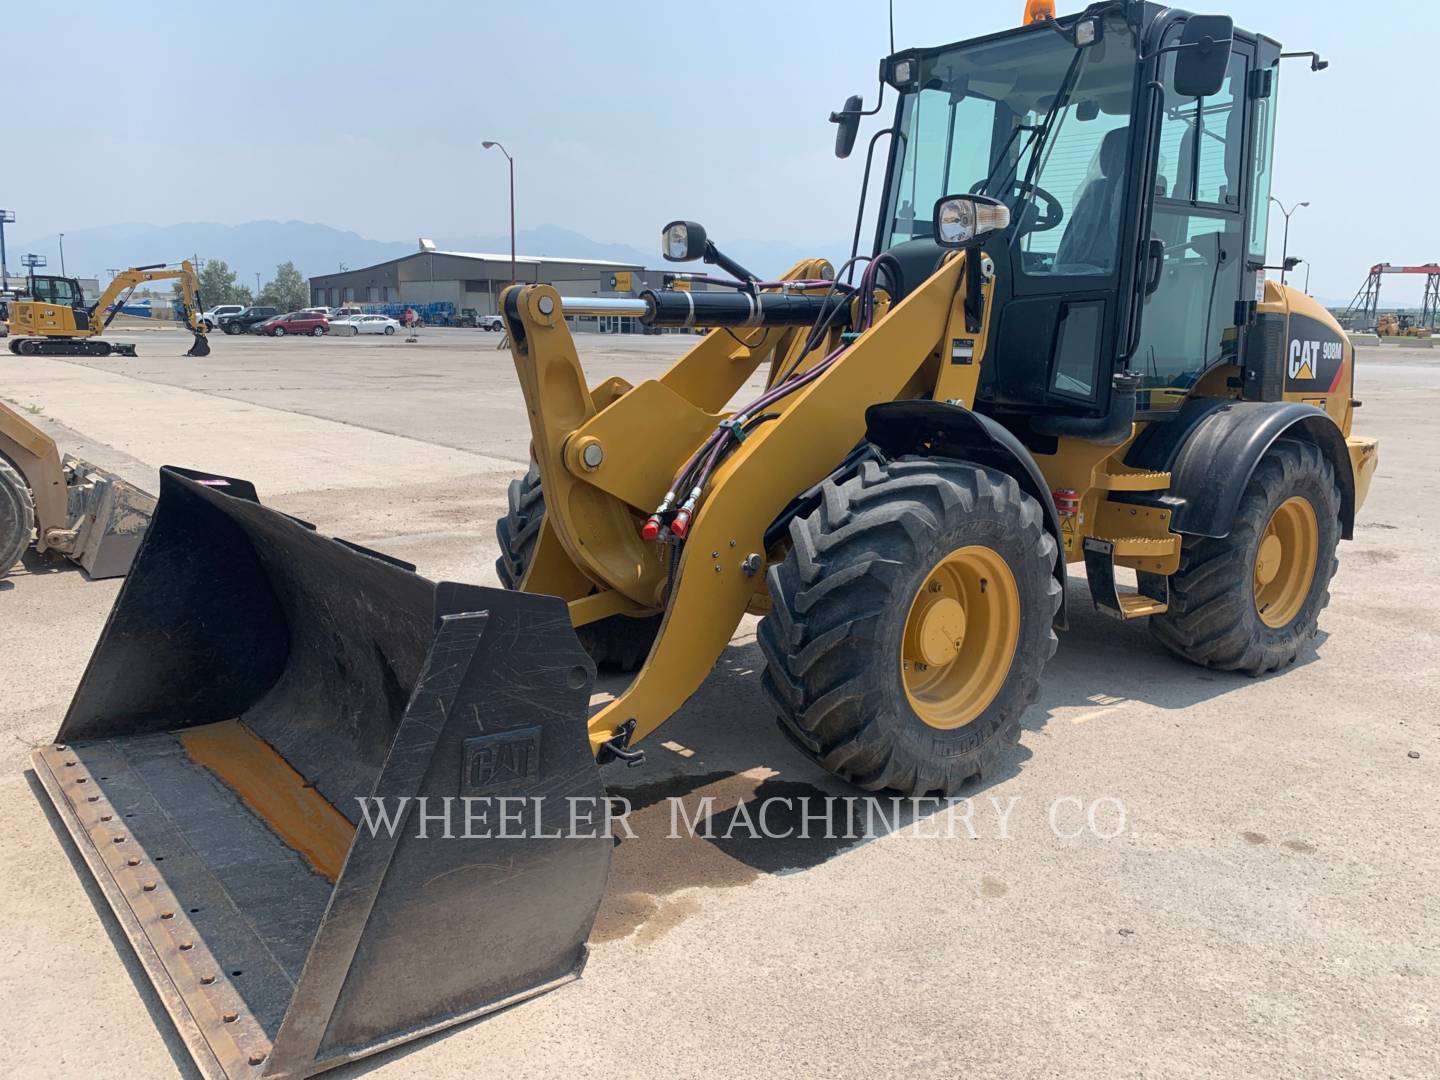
(32, 4), (1379, 1079)
(6, 260), (209, 357)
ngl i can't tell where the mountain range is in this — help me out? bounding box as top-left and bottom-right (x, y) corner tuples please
(6, 220), (839, 287)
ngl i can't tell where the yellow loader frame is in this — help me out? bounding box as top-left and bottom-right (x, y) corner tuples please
(505, 254), (1379, 758)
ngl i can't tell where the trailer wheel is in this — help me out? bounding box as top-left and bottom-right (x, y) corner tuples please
(0, 456), (35, 574)
(759, 456), (1060, 796)
(1151, 439), (1341, 675)
(495, 463), (662, 671)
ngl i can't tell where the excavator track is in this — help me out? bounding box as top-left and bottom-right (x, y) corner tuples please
(10, 337), (136, 357)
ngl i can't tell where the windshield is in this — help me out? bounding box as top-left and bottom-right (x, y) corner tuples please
(880, 14), (1138, 276)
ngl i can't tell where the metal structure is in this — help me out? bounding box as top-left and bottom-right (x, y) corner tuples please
(0, 209), (14, 284)
(1341, 262), (1440, 329)
(21, 251), (46, 291)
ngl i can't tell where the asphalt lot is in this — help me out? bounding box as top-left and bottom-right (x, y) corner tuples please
(1, 327), (1436, 1079)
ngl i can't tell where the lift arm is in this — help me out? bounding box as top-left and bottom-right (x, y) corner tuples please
(504, 251), (992, 757)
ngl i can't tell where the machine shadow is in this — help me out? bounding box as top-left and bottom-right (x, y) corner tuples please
(584, 574), (1328, 944)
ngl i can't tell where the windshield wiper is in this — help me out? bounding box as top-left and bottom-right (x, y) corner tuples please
(977, 122), (1043, 197)
(981, 34), (1090, 232)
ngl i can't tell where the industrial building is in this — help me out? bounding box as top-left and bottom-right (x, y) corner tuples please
(307, 240), (678, 329)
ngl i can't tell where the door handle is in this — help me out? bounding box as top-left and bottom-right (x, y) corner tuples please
(1145, 238), (1166, 297)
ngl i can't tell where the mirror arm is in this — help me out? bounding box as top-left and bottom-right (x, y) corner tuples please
(1139, 37), (1234, 64)
(703, 242), (760, 286)
(963, 252), (985, 333)
(1280, 50), (1330, 72)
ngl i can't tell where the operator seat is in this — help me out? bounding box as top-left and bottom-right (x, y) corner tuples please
(1054, 126), (1129, 274)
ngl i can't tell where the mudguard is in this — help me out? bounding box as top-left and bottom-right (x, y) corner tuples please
(1126, 398), (1356, 540)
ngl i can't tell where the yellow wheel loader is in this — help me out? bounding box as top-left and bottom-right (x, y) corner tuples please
(1, 400), (155, 577)
(32, 4), (1378, 1078)
(7, 260), (210, 357)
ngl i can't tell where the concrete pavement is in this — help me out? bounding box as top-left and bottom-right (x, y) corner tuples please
(1, 331), (1435, 1079)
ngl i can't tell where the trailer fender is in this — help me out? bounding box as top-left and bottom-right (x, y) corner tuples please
(1126, 399), (1356, 540)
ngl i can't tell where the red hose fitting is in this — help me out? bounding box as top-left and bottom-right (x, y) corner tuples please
(640, 516), (662, 541)
(670, 509), (692, 539)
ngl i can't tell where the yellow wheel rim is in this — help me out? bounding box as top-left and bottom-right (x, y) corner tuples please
(1253, 496), (1319, 629)
(901, 545), (1020, 731)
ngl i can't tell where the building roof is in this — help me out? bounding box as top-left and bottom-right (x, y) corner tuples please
(428, 250), (642, 269)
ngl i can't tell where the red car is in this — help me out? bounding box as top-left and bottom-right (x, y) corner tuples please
(258, 311), (329, 337)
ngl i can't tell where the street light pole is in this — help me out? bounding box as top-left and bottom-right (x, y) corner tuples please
(58, 232), (66, 276)
(0, 210), (14, 287)
(482, 141), (516, 286)
(1268, 196), (1309, 285)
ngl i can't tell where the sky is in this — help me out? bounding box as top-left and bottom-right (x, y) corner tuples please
(6, 0), (1432, 305)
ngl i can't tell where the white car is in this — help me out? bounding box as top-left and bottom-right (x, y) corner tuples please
(343, 314), (401, 336)
(200, 304), (245, 331)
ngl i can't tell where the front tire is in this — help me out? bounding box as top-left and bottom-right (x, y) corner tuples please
(0, 456), (36, 574)
(1151, 439), (1341, 675)
(759, 457), (1061, 796)
(273, 326), (286, 337)
(495, 463), (662, 671)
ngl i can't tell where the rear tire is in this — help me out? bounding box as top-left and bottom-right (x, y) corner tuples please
(495, 463), (662, 671)
(0, 456), (35, 575)
(312, 325), (325, 337)
(1150, 439), (1341, 675)
(759, 456), (1061, 796)
(384, 325), (395, 335)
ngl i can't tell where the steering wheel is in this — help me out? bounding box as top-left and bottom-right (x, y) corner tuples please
(970, 180), (1064, 235)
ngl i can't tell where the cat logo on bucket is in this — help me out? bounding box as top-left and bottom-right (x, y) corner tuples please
(463, 727), (542, 792)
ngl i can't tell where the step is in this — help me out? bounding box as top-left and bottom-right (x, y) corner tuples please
(1082, 537), (1170, 620)
(1093, 464), (1172, 492)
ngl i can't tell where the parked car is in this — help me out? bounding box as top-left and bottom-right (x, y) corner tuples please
(218, 306), (280, 334)
(341, 314), (400, 336)
(478, 313), (504, 331)
(200, 304), (245, 331)
(258, 311), (329, 337)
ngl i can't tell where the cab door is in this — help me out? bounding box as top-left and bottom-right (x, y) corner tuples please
(1132, 33), (1273, 413)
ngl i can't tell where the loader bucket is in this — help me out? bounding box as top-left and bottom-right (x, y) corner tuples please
(187, 332), (211, 357)
(32, 466), (611, 1080)
(62, 455), (156, 579)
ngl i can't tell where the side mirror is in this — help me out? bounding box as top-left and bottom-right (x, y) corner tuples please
(829, 94), (863, 159)
(1174, 15), (1234, 97)
(662, 220), (707, 262)
(933, 194), (1011, 248)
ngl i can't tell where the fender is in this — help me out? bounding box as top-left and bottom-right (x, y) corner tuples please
(1126, 398), (1356, 540)
(863, 400), (1068, 628)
